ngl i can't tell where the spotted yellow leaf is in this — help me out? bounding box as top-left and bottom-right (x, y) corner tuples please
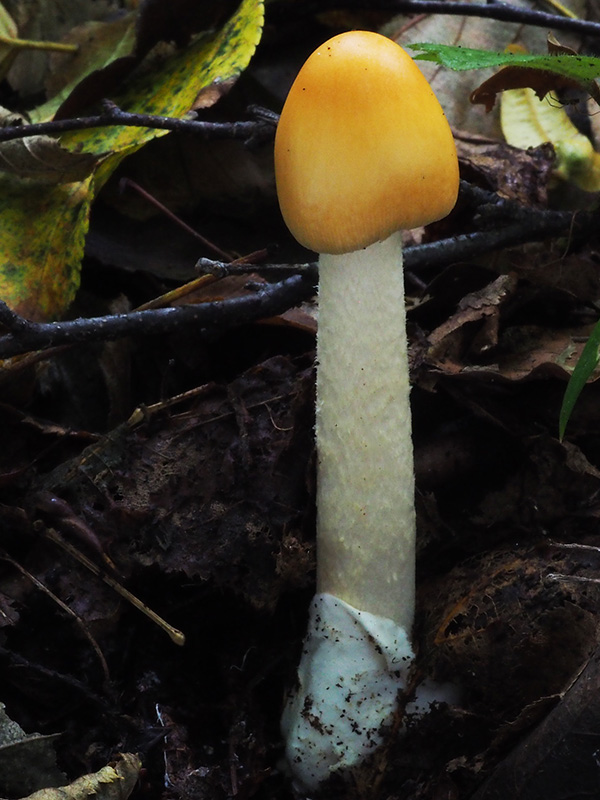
(0, 175), (92, 320)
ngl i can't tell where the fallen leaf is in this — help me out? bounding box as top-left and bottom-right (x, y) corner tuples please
(470, 66), (595, 112)
(0, 175), (92, 320)
(59, 0), (265, 190)
(0, 136), (99, 181)
(0, 702), (65, 796)
(500, 86), (600, 191)
(21, 753), (141, 800)
(455, 136), (554, 205)
(38, 14), (138, 123)
(4, 1), (130, 97)
(0, 0), (264, 320)
(427, 274), (518, 367)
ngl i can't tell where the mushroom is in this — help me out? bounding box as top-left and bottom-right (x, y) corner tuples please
(274, 30), (459, 790)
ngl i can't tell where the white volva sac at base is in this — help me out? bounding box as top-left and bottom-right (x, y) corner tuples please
(281, 593), (414, 792)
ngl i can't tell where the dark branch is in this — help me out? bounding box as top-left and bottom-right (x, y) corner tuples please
(0, 102), (275, 144)
(0, 273), (315, 358)
(198, 181), (584, 278)
(0, 176), (589, 359)
(389, 0), (600, 38)
(404, 213), (581, 272)
(279, 0), (600, 39)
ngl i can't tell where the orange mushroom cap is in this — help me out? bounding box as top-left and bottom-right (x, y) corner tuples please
(274, 31), (459, 255)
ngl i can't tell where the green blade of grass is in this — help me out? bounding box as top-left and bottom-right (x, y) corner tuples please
(559, 318), (600, 439)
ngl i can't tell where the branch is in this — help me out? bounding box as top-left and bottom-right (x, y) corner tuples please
(198, 181), (585, 278)
(0, 102), (276, 145)
(278, 0), (600, 39)
(0, 181), (588, 358)
(404, 213), (580, 273)
(394, 0), (600, 37)
(0, 273), (315, 358)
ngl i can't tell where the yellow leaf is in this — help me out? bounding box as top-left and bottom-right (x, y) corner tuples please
(501, 87), (600, 191)
(22, 753), (141, 800)
(0, 175), (92, 320)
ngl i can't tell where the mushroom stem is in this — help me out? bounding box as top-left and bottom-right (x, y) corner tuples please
(282, 232), (417, 789)
(316, 232), (415, 630)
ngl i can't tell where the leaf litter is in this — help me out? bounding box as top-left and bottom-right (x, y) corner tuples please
(2, 3), (600, 800)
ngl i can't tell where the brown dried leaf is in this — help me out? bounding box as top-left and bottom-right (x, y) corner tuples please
(43, 354), (315, 610)
(472, 67), (600, 114)
(427, 274), (518, 369)
(0, 136), (99, 182)
(472, 67), (582, 112)
(455, 137), (555, 205)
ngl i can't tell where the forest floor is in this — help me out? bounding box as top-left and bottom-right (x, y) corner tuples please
(1, 2), (600, 800)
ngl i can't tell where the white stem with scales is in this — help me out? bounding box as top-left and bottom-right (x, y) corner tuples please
(282, 233), (416, 790)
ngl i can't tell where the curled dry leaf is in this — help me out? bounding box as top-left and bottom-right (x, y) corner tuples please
(470, 67), (596, 112)
(19, 753), (141, 800)
(471, 36), (600, 112)
(0, 136), (100, 182)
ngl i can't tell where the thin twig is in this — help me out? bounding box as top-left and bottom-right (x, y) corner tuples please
(195, 258), (318, 279)
(120, 178), (233, 261)
(0, 550), (110, 683)
(44, 527), (186, 646)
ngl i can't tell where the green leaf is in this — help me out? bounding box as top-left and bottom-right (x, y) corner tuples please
(559, 318), (600, 439)
(409, 42), (600, 84)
